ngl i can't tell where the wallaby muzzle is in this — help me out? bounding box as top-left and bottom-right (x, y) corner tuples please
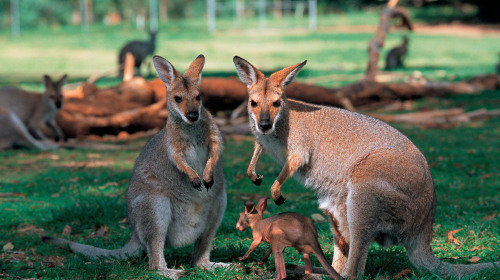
(186, 110), (199, 122)
(258, 112), (272, 132)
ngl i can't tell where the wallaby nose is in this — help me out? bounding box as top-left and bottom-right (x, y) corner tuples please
(55, 100), (62, 109)
(258, 119), (272, 132)
(186, 111), (199, 122)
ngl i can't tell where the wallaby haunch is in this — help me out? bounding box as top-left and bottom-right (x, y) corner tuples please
(233, 56), (500, 279)
(43, 55), (229, 279)
(385, 36), (409, 70)
(236, 197), (341, 280)
(0, 74), (66, 150)
(118, 30), (157, 76)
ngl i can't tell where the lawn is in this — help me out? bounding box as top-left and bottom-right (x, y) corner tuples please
(0, 12), (499, 280)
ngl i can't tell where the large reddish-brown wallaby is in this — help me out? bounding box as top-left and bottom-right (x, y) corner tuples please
(43, 55), (228, 279)
(233, 56), (500, 279)
(236, 197), (341, 280)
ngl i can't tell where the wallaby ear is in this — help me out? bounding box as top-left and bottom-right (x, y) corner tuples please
(244, 201), (256, 214)
(58, 74), (68, 86)
(233, 56), (264, 88)
(269, 60), (307, 89)
(153, 55), (179, 88)
(256, 197), (268, 213)
(183, 54), (205, 86)
(43, 75), (53, 89)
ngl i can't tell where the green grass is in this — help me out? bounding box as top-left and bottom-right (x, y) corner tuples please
(1, 12), (499, 280)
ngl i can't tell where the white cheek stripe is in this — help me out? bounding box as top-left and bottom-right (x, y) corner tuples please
(249, 108), (264, 134)
(174, 104), (190, 123)
(271, 107), (282, 132)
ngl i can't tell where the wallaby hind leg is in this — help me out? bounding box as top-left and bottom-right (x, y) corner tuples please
(303, 253), (313, 274)
(341, 191), (379, 279)
(324, 210), (349, 273)
(272, 246), (287, 280)
(0, 109), (55, 150)
(191, 191), (229, 270)
(133, 194), (183, 279)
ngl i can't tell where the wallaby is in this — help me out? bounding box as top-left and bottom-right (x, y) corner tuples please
(118, 30), (157, 76)
(0, 75), (66, 148)
(43, 55), (229, 279)
(236, 197), (341, 280)
(385, 36), (408, 70)
(233, 56), (500, 279)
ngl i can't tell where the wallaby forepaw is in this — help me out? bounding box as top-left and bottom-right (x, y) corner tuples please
(252, 174), (263, 186)
(273, 195), (286, 205)
(238, 256), (248, 261)
(203, 178), (214, 190)
(191, 177), (202, 191)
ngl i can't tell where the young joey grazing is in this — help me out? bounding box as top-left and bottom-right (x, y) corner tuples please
(43, 55), (228, 279)
(236, 197), (341, 280)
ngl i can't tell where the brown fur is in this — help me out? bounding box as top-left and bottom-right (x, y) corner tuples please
(233, 56), (500, 279)
(236, 197), (341, 280)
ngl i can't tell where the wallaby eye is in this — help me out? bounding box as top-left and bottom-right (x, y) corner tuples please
(195, 94), (201, 101)
(250, 100), (257, 108)
(272, 100), (281, 107)
(174, 96), (183, 103)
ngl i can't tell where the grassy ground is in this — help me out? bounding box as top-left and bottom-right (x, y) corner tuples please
(0, 12), (499, 280)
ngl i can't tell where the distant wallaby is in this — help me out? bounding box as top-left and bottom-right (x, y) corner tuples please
(385, 36), (409, 70)
(0, 74), (66, 149)
(118, 30), (157, 76)
(43, 55), (229, 279)
(236, 197), (341, 280)
(233, 56), (500, 279)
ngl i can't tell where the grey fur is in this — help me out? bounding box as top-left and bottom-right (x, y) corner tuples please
(0, 74), (66, 150)
(43, 55), (228, 279)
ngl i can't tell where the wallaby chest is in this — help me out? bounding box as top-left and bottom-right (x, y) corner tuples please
(184, 141), (209, 175)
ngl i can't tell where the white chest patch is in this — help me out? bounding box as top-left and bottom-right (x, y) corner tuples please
(185, 144), (208, 176)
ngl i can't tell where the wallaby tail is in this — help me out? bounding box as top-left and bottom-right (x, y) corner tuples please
(407, 235), (500, 277)
(42, 235), (141, 260)
(310, 243), (342, 280)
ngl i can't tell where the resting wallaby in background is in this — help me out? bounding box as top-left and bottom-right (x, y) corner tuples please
(233, 56), (500, 279)
(0, 75), (66, 149)
(236, 197), (341, 280)
(118, 30), (157, 76)
(385, 36), (408, 70)
(43, 55), (229, 279)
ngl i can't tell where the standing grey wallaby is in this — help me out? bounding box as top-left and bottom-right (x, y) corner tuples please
(43, 55), (229, 279)
(236, 197), (341, 280)
(0, 74), (66, 150)
(385, 36), (409, 70)
(118, 30), (157, 76)
(233, 56), (500, 279)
